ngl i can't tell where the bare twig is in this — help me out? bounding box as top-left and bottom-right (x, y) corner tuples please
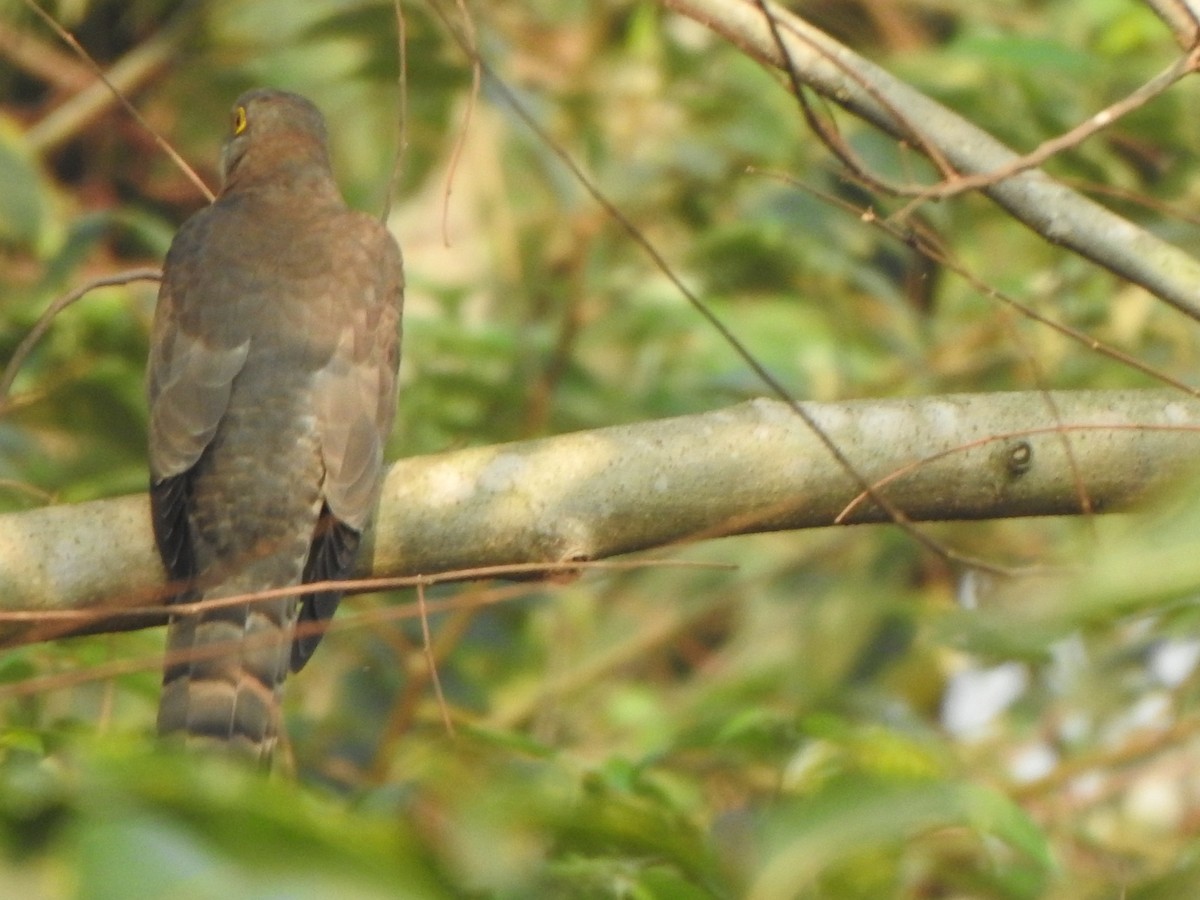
(1142, 0), (1200, 49)
(0, 268), (162, 402)
(0, 479), (56, 505)
(0, 19), (90, 90)
(766, 5), (1197, 217)
(440, 0), (481, 247)
(381, 0), (409, 221)
(417, 582), (456, 737)
(752, 0), (956, 191)
(663, 0), (1200, 321)
(833, 422), (1189, 523)
(0, 560), (727, 698)
(0, 577), (544, 701)
(19, 0), (214, 202)
(755, 167), (1200, 398)
(894, 49), (1200, 217)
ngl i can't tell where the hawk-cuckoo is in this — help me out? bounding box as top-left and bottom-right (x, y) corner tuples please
(147, 89), (403, 758)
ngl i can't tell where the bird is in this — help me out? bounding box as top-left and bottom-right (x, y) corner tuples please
(146, 88), (403, 759)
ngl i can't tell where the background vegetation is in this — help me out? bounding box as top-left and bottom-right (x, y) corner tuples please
(4, 0), (1200, 896)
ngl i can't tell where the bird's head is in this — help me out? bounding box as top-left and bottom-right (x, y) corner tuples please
(219, 89), (334, 191)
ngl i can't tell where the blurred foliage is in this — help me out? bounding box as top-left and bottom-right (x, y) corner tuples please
(4, 0), (1200, 896)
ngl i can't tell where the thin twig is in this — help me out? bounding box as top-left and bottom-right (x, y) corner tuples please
(755, 168), (1200, 400)
(0, 558), (736, 624)
(1142, 0), (1200, 49)
(0, 479), (56, 505)
(18, 0), (214, 202)
(441, 0), (481, 247)
(381, 0), (409, 221)
(417, 582), (456, 737)
(663, 0), (1200, 320)
(753, 0), (956, 192)
(0, 18), (90, 89)
(833, 422), (1195, 523)
(0, 268), (162, 402)
(0, 559), (725, 699)
(894, 49), (1200, 218)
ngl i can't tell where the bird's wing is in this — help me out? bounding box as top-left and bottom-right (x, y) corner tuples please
(148, 320), (250, 479)
(292, 218), (402, 670)
(312, 218), (403, 532)
(147, 211), (253, 481)
(147, 214), (251, 583)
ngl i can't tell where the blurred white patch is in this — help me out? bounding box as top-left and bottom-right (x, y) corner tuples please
(1105, 692), (1171, 742)
(1149, 638), (1200, 687)
(1069, 771), (1105, 804)
(1008, 741), (1057, 784)
(1124, 772), (1184, 832)
(1058, 709), (1092, 745)
(956, 569), (980, 610)
(1048, 634), (1088, 694)
(941, 662), (1029, 738)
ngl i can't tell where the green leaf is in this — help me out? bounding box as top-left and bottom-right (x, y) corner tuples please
(748, 778), (1054, 898)
(0, 118), (46, 249)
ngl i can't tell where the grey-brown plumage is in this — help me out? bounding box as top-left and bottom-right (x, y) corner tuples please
(148, 89), (402, 759)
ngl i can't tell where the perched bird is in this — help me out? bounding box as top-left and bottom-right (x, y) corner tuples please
(147, 89), (403, 758)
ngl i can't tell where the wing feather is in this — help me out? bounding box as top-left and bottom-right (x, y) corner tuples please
(295, 218), (401, 662)
(146, 211), (253, 592)
(313, 220), (402, 530)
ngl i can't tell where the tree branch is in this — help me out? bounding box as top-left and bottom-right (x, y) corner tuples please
(1, 390), (1198, 645)
(1142, 0), (1200, 49)
(662, 0), (1200, 320)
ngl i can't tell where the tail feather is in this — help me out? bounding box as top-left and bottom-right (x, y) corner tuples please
(157, 581), (299, 760)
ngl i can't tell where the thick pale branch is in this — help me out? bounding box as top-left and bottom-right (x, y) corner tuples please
(663, 0), (1200, 320)
(1, 391), (1198, 644)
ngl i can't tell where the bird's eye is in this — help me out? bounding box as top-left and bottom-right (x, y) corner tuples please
(232, 106), (248, 136)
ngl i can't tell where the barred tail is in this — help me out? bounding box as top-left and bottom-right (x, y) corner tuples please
(157, 584), (298, 760)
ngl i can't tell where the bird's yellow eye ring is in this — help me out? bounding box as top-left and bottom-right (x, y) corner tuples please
(232, 106), (248, 136)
